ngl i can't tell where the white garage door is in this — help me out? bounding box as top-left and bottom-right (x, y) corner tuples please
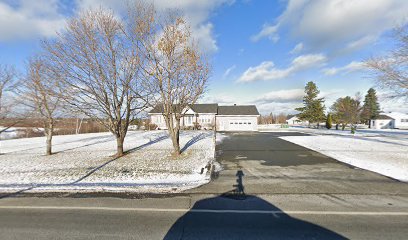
(228, 120), (253, 131)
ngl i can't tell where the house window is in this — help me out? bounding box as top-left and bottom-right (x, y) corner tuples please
(187, 116), (192, 124)
(402, 119), (408, 122)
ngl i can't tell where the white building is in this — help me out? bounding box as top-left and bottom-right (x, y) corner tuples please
(286, 116), (309, 125)
(370, 112), (408, 129)
(148, 104), (260, 132)
(286, 116), (299, 125)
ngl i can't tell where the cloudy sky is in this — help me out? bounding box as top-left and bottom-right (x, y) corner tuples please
(1, 0), (407, 114)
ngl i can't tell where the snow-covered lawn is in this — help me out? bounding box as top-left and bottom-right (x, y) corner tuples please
(0, 130), (215, 193)
(281, 128), (408, 182)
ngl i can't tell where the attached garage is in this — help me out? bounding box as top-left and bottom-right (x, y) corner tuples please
(216, 105), (260, 132)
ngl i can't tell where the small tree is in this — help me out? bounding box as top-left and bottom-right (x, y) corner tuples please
(326, 113), (333, 129)
(139, 6), (210, 155)
(361, 88), (380, 128)
(331, 94), (362, 132)
(21, 57), (62, 155)
(296, 81), (326, 127)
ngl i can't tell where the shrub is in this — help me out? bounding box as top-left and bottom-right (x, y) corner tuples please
(148, 123), (158, 130)
(326, 114), (333, 129)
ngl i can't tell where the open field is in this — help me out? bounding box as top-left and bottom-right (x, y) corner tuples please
(0, 131), (215, 193)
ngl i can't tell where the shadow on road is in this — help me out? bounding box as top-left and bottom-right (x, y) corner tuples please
(164, 170), (346, 240)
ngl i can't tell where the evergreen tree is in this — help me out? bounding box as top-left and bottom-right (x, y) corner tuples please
(295, 81), (326, 127)
(362, 88), (380, 128)
(326, 113), (333, 129)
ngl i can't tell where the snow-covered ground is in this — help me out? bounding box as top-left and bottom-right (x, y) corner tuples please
(0, 130), (215, 193)
(281, 127), (408, 182)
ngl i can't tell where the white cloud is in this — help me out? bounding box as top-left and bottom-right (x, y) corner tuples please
(322, 61), (365, 76)
(252, 0), (408, 51)
(0, 0), (66, 41)
(256, 102), (302, 115)
(200, 94), (238, 105)
(222, 65), (236, 78)
(255, 89), (304, 103)
(290, 42), (304, 54)
(250, 23), (279, 42)
(238, 54), (327, 82)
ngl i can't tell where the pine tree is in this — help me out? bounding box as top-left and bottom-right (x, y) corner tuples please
(295, 81), (326, 127)
(362, 88), (380, 128)
(326, 113), (333, 129)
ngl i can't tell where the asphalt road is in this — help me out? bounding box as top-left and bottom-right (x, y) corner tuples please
(1, 132), (408, 239)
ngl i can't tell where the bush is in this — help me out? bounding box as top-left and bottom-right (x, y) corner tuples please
(193, 122), (201, 130)
(148, 123), (158, 130)
(326, 114), (333, 129)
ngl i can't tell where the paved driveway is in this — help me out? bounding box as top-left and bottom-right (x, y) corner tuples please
(189, 131), (408, 195)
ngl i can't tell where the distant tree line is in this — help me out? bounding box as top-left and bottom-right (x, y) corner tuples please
(258, 112), (288, 124)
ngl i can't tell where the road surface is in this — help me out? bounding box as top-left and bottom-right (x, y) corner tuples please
(1, 132), (407, 239)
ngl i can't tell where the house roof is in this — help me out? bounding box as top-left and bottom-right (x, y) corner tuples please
(217, 105), (260, 116)
(383, 112), (408, 120)
(375, 114), (394, 120)
(149, 104), (218, 114)
(190, 104), (218, 113)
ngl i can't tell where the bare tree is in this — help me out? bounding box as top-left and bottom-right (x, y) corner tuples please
(43, 9), (149, 157)
(136, 5), (210, 155)
(0, 64), (19, 133)
(366, 25), (408, 100)
(21, 57), (62, 155)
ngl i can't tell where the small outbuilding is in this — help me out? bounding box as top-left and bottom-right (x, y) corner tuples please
(370, 112), (408, 129)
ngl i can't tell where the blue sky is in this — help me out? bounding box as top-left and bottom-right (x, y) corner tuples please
(1, 0), (407, 114)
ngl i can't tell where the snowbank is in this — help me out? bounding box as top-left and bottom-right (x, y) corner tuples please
(281, 133), (408, 182)
(0, 131), (215, 193)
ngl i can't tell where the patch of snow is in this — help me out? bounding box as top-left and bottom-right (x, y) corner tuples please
(216, 132), (229, 144)
(0, 130), (215, 193)
(281, 133), (408, 182)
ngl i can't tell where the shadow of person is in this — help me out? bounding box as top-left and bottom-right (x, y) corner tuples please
(164, 170), (346, 240)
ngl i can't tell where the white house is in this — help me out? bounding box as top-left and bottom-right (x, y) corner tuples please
(148, 104), (260, 132)
(286, 116), (309, 125)
(286, 116), (299, 125)
(370, 112), (408, 129)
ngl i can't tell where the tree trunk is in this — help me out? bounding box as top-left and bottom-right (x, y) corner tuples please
(169, 120), (181, 156)
(368, 120), (371, 128)
(46, 133), (52, 155)
(341, 123), (346, 131)
(116, 135), (124, 157)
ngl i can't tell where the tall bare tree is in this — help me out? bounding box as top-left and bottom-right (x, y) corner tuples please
(135, 4), (210, 155)
(366, 25), (408, 100)
(43, 9), (149, 157)
(21, 57), (62, 155)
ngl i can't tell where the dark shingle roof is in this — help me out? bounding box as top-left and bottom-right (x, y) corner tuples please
(149, 104), (218, 114)
(218, 105), (259, 116)
(190, 104), (218, 113)
(375, 114), (394, 120)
